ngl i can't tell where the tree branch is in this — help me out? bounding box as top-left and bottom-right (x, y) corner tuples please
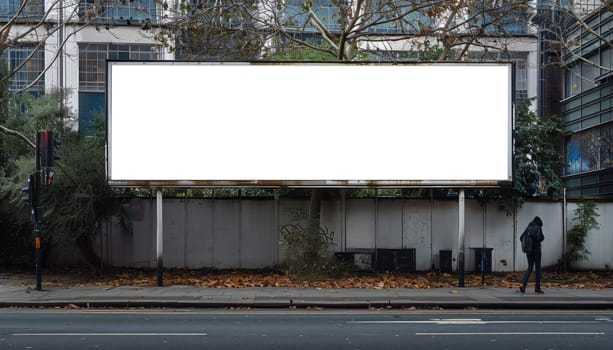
(0, 124), (35, 149)
(307, 8), (339, 52)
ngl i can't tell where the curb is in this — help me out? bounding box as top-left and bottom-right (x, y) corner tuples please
(2, 300), (613, 310)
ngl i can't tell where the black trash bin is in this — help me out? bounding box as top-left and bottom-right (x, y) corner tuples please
(375, 249), (416, 272)
(472, 248), (493, 273)
(439, 250), (452, 273)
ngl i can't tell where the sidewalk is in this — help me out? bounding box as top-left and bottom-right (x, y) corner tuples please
(2, 278), (613, 309)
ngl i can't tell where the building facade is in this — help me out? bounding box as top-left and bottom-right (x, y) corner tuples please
(1, 0), (172, 133)
(1, 0), (545, 136)
(561, 5), (613, 197)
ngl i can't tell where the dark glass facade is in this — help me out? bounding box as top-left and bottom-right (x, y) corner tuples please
(561, 7), (613, 198)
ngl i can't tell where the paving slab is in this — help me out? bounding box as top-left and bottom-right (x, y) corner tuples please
(1, 278), (612, 309)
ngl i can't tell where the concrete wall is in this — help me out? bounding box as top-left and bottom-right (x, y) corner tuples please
(97, 198), (613, 272)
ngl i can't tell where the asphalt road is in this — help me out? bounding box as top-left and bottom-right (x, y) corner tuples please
(1, 309), (611, 350)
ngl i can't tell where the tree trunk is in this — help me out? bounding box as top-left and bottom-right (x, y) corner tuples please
(304, 188), (322, 271)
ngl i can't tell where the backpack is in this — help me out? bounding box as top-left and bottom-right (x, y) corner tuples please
(520, 229), (533, 253)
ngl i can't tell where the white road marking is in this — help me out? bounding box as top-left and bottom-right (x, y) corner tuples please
(13, 333), (208, 336)
(416, 332), (605, 336)
(350, 319), (601, 325)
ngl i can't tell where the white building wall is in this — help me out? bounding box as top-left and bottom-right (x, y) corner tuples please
(346, 200), (376, 249)
(40, 20), (166, 126)
(95, 198), (613, 272)
(527, 48), (539, 100)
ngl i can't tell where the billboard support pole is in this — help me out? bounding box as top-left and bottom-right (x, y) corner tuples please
(156, 190), (163, 287)
(562, 186), (567, 272)
(457, 189), (465, 287)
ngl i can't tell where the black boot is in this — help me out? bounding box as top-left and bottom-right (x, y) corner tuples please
(519, 284), (526, 294)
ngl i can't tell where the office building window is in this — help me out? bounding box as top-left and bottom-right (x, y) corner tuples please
(0, 0), (44, 20)
(284, 0), (341, 32)
(565, 123), (613, 175)
(1, 45), (45, 95)
(79, 0), (158, 25)
(581, 53), (598, 92)
(79, 43), (161, 92)
(78, 43), (161, 134)
(601, 124), (613, 170)
(600, 48), (611, 77)
(565, 64), (580, 99)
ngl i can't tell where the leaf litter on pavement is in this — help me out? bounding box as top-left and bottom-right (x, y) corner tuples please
(2, 267), (613, 289)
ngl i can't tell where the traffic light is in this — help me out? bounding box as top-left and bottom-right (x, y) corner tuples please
(21, 174), (34, 206)
(37, 130), (60, 169)
(20, 173), (40, 207)
(44, 169), (55, 186)
(36, 131), (60, 187)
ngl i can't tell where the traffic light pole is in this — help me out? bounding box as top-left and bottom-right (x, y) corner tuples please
(457, 189), (465, 288)
(156, 190), (164, 287)
(34, 136), (43, 291)
(22, 131), (60, 291)
(34, 220), (42, 291)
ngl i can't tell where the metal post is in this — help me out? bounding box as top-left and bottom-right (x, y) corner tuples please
(481, 204), (486, 285)
(341, 189), (346, 252)
(457, 189), (465, 287)
(562, 187), (567, 271)
(156, 190), (163, 287)
(34, 135), (42, 291)
(238, 189), (242, 268)
(274, 190), (280, 264)
(374, 189), (378, 252)
(34, 220), (42, 291)
(513, 205), (517, 272)
(401, 190), (405, 249)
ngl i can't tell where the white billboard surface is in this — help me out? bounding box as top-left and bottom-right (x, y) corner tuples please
(107, 62), (513, 187)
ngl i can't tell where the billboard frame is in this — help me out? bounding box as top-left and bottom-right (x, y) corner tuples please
(106, 61), (515, 188)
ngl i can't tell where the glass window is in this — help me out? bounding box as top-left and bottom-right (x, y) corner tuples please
(602, 124), (613, 169)
(1, 45), (45, 95)
(565, 124), (613, 175)
(580, 128), (600, 172)
(565, 64), (580, 98)
(0, 0), (43, 20)
(566, 109), (581, 122)
(79, 91), (105, 135)
(79, 0), (158, 24)
(513, 54), (529, 101)
(79, 43), (161, 92)
(78, 43), (162, 135)
(284, 0), (341, 32)
(566, 135), (581, 175)
(601, 48), (611, 75)
(581, 55), (598, 91)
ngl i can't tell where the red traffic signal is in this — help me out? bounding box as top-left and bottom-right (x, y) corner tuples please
(37, 131), (60, 169)
(44, 169), (55, 186)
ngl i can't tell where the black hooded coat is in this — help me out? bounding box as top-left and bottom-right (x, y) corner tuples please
(520, 216), (544, 253)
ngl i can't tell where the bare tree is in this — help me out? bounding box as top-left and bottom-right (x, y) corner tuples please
(532, 1), (612, 74)
(0, 0), (135, 93)
(152, 0), (542, 61)
(143, 0), (547, 274)
(140, 0), (606, 274)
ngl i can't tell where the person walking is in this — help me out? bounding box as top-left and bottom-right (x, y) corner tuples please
(519, 216), (545, 294)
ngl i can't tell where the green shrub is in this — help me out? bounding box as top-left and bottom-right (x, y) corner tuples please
(566, 199), (600, 267)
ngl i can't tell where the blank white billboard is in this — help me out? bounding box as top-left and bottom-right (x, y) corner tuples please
(107, 62), (513, 187)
